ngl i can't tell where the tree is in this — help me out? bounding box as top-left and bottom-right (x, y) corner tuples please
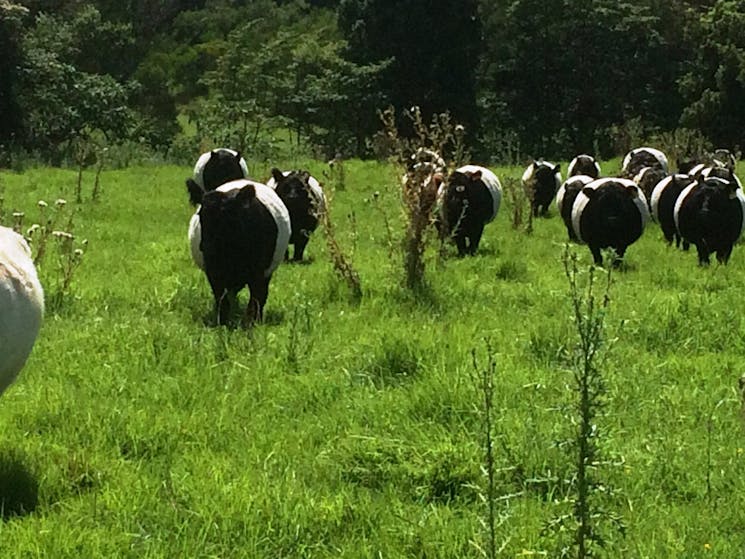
(680, 0), (745, 149)
(0, 1), (28, 152)
(477, 0), (690, 159)
(17, 6), (135, 160)
(337, 0), (481, 143)
(198, 6), (388, 157)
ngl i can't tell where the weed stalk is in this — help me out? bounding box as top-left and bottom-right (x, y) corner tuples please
(556, 246), (623, 558)
(319, 167), (362, 300)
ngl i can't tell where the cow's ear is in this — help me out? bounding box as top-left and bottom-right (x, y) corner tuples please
(236, 183), (256, 202)
(271, 168), (285, 183)
(186, 178), (204, 206)
(469, 170), (483, 181)
(581, 186), (597, 199)
(625, 184), (639, 197)
(553, 163), (561, 173)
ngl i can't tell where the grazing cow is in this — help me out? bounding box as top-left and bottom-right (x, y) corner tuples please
(650, 174), (696, 248)
(522, 160), (562, 216)
(567, 154), (601, 179)
(408, 147), (446, 174)
(402, 148), (446, 193)
(712, 148), (737, 171)
(439, 165), (502, 256)
(571, 177), (650, 266)
(185, 148), (249, 206)
(621, 147), (669, 178)
(689, 162), (742, 189)
(674, 176), (745, 266)
(0, 226), (44, 396)
(556, 174), (595, 241)
(633, 166), (668, 204)
(188, 179), (290, 324)
(266, 168), (325, 261)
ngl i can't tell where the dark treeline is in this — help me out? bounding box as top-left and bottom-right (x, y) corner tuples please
(1, 0), (744, 165)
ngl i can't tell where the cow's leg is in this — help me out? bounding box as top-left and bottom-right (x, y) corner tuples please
(208, 279), (232, 325)
(245, 275), (270, 325)
(696, 243), (711, 266)
(455, 233), (468, 257)
(293, 235), (309, 261)
(589, 245), (603, 266)
(468, 223), (485, 255)
(716, 244), (733, 264)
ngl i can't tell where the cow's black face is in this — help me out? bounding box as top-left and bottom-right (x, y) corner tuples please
(202, 150), (245, 191)
(276, 175), (309, 201)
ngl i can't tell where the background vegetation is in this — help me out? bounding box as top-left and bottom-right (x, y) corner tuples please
(2, 0), (745, 166)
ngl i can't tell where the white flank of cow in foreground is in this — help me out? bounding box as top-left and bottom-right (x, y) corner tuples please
(0, 226), (44, 395)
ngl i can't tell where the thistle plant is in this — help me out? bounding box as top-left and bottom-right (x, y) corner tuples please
(502, 176), (533, 233)
(323, 154), (346, 191)
(547, 247), (624, 558)
(378, 105), (468, 290)
(21, 199), (87, 308)
(319, 166), (362, 300)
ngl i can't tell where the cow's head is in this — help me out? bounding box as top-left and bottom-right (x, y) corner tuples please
(445, 169), (483, 205)
(187, 149), (247, 206)
(272, 168), (311, 201)
(202, 150), (246, 191)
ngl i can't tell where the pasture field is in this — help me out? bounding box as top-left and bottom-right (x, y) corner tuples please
(1, 159), (745, 558)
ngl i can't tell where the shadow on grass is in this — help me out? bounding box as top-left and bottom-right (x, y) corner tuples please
(0, 451), (38, 520)
(284, 256), (315, 266)
(200, 307), (286, 328)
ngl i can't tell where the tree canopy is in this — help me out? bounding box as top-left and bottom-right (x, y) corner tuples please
(1, 0), (744, 164)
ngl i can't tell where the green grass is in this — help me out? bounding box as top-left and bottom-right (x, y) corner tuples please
(0, 158), (744, 557)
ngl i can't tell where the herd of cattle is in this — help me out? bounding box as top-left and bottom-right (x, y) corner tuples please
(0, 146), (742, 398)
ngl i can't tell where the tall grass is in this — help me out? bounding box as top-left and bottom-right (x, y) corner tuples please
(0, 160), (744, 557)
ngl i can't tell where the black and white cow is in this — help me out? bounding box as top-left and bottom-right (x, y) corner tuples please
(650, 174), (697, 249)
(522, 160), (562, 217)
(556, 174), (595, 241)
(438, 165), (502, 256)
(689, 162), (742, 189)
(571, 177), (650, 266)
(0, 226), (44, 396)
(633, 166), (668, 205)
(712, 148), (737, 171)
(674, 176), (745, 266)
(621, 147), (669, 179)
(186, 148), (250, 206)
(266, 168), (325, 261)
(408, 147), (447, 174)
(567, 154), (601, 179)
(188, 179), (290, 324)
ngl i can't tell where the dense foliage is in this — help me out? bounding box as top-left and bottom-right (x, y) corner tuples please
(1, 0), (745, 163)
